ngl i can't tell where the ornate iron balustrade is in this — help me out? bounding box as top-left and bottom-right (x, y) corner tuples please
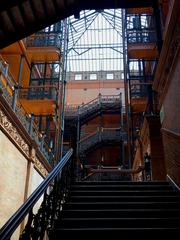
(0, 65), (54, 165)
(80, 94), (121, 115)
(18, 85), (58, 101)
(65, 104), (79, 116)
(127, 29), (157, 43)
(130, 83), (151, 98)
(0, 59), (16, 89)
(65, 94), (122, 118)
(79, 128), (127, 153)
(0, 149), (74, 240)
(26, 33), (62, 48)
(83, 165), (144, 182)
(26, 22), (63, 48)
(126, 13), (156, 44)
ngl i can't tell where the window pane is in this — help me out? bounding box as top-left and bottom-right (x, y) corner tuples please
(90, 74), (97, 80)
(106, 73), (114, 79)
(75, 74), (82, 80)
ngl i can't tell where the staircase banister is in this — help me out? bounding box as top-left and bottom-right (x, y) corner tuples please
(79, 130), (99, 143)
(80, 96), (99, 109)
(0, 148), (73, 240)
(90, 165), (144, 174)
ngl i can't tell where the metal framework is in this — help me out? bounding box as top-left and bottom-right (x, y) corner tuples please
(67, 10), (124, 72)
(125, 8), (161, 162)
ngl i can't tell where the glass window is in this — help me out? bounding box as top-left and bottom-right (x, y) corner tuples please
(106, 73), (114, 79)
(121, 72), (124, 79)
(75, 74), (82, 80)
(90, 74), (97, 80)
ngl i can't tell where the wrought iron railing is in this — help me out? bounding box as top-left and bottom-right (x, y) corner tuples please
(0, 59), (16, 89)
(18, 85), (58, 101)
(0, 149), (74, 240)
(26, 33), (62, 48)
(126, 13), (156, 44)
(79, 128), (127, 153)
(130, 83), (151, 98)
(82, 165), (144, 182)
(0, 62), (54, 165)
(65, 94), (122, 118)
(127, 29), (157, 43)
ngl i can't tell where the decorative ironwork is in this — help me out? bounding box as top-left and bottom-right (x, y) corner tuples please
(0, 149), (74, 240)
(79, 128), (127, 154)
(19, 150), (74, 239)
(65, 94), (122, 118)
(126, 13), (157, 44)
(18, 86), (58, 101)
(26, 22), (63, 48)
(0, 69), (54, 165)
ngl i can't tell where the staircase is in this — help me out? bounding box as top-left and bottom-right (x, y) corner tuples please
(79, 128), (126, 155)
(50, 181), (180, 239)
(65, 94), (122, 125)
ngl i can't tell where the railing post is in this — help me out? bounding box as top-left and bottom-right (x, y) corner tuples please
(153, 0), (163, 53)
(120, 93), (125, 167)
(29, 114), (34, 137)
(122, 9), (131, 168)
(40, 134), (45, 151)
(4, 61), (8, 77)
(147, 84), (154, 114)
(98, 93), (102, 106)
(76, 106), (80, 154)
(12, 86), (18, 111)
(76, 106), (83, 181)
(12, 55), (24, 111)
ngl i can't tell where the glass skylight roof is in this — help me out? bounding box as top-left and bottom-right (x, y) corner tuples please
(67, 9), (124, 72)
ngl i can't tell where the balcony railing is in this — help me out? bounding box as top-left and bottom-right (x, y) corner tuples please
(26, 34), (62, 48)
(130, 83), (151, 98)
(128, 59), (157, 81)
(0, 62), (54, 165)
(0, 60), (16, 90)
(127, 29), (157, 44)
(79, 128), (127, 153)
(65, 94), (122, 118)
(18, 85), (58, 101)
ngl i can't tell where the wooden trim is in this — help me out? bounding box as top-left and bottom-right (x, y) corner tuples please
(161, 127), (180, 139)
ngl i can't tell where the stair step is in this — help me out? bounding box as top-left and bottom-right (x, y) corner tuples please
(61, 209), (180, 218)
(58, 217), (180, 228)
(50, 227), (180, 239)
(71, 185), (172, 191)
(64, 201), (180, 210)
(69, 195), (180, 202)
(75, 181), (169, 185)
(71, 190), (177, 196)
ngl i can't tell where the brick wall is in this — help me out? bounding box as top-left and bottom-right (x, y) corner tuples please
(133, 116), (166, 181)
(148, 116), (166, 180)
(162, 129), (180, 185)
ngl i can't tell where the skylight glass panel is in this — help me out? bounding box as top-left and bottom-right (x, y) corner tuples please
(67, 9), (124, 73)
